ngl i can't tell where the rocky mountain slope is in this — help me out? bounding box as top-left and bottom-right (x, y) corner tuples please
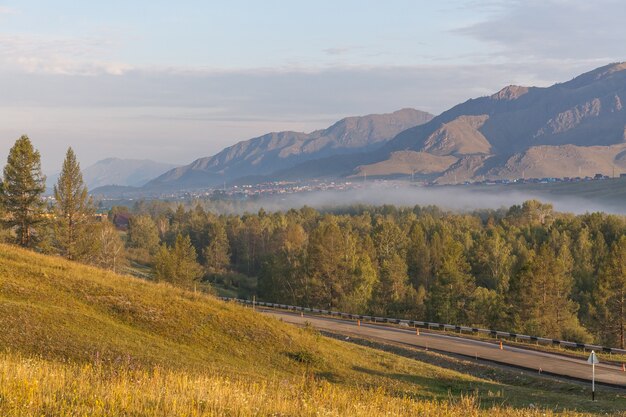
(145, 108), (433, 189)
(355, 62), (626, 183)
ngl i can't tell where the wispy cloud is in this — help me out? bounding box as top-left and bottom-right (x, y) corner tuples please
(323, 47), (360, 56)
(0, 6), (16, 14)
(456, 0), (626, 63)
(0, 34), (132, 75)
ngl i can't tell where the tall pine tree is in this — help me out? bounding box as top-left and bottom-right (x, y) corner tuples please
(1, 135), (46, 247)
(53, 147), (94, 260)
(595, 236), (626, 348)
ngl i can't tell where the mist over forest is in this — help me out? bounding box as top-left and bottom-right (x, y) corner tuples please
(206, 183), (621, 216)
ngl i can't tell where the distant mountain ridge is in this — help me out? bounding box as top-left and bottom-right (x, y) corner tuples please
(82, 158), (178, 188)
(146, 108), (434, 189)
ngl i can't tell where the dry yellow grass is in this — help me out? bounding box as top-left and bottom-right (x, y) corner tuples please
(0, 353), (617, 417)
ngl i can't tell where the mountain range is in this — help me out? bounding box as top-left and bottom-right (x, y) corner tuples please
(145, 108), (433, 190)
(99, 62), (626, 194)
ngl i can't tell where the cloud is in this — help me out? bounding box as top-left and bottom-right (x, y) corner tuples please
(0, 34), (132, 75)
(456, 0), (626, 62)
(0, 60), (602, 172)
(0, 6), (15, 14)
(0, 62), (589, 113)
(323, 46), (365, 56)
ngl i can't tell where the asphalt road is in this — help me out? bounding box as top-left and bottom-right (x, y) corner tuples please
(264, 310), (626, 388)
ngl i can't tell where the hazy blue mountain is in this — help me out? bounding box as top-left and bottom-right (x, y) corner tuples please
(80, 158), (178, 189)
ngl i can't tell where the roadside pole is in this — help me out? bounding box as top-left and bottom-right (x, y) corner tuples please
(587, 350), (599, 401)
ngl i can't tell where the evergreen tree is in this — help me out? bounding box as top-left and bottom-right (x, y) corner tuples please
(372, 253), (410, 315)
(514, 244), (586, 340)
(595, 236), (626, 348)
(406, 222), (431, 290)
(427, 239), (474, 324)
(53, 147), (94, 259)
(0, 135), (47, 247)
(154, 234), (203, 287)
(203, 221), (231, 274)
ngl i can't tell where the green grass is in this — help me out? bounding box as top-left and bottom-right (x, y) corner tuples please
(1, 244), (625, 415)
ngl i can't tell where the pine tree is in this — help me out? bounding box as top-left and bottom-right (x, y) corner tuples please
(154, 234), (203, 287)
(203, 221), (231, 274)
(372, 253), (410, 315)
(427, 239), (475, 324)
(595, 236), (626, 348)
(514, 244), (585, 340)
(0, 135), (47, 247)
(53, 147), (94, 259)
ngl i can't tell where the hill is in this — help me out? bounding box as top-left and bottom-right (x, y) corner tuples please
(145, 108), (433, 190)
(2, 245), (625, 414)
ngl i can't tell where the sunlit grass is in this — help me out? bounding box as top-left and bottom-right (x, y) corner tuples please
(0, 353), (618, 417)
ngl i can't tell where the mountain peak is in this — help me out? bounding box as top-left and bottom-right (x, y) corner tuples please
(490, 85), (529, 101)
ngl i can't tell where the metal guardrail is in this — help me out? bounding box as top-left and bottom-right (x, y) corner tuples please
(221, 297), (626, 355)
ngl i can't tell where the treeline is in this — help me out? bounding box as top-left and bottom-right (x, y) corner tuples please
(122, 197), (626, 349)
(1, 135), (626, 349)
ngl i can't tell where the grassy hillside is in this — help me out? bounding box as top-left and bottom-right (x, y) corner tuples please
(1, 244), (625, 416)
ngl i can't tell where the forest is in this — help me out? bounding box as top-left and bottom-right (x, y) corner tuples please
(2, 135), (626, 349)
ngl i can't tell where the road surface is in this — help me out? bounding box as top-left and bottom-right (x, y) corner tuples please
(264, 310), (626, 388)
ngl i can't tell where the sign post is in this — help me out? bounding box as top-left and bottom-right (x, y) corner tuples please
(587, 350), (599, 401)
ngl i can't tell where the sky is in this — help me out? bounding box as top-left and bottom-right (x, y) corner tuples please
(0, 0), (624, 173)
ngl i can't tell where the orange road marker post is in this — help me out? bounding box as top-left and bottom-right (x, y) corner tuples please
(499, 341), (503, 350)
(622, 363), (625, 372)
(357, 320), (361, 327)
(416, 328), (420, 336)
